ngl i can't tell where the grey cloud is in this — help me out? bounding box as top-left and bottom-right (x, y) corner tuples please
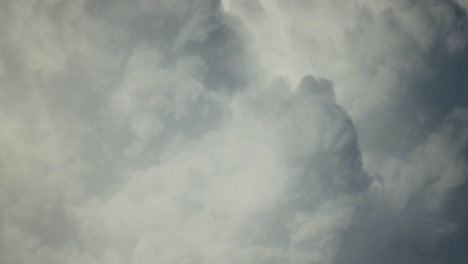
(350, 0), (468, 156)
(1, 0), (468, 263)
(226, 75), (370, 263)
(297, 75), (336, 102)
(336, 108), (468, 264)
(221, 0), (468, 262)
(85, 0), (255, 93)
(288, 75), (370, 197)
(242, 0), (468, 159)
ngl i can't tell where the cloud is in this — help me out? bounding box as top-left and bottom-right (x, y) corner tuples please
(337, 107), (468, 264)
(1, 0), (468, 263)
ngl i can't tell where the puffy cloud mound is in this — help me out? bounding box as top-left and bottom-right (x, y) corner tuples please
(1, 0), (468, 263)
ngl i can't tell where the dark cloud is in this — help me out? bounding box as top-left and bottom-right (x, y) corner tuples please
(336, 108), (468, 264)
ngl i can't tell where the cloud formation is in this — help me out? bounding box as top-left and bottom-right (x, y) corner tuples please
(1, 0), (467, 263)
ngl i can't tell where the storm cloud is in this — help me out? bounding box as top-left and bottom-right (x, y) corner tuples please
(1, 0), (467, 263)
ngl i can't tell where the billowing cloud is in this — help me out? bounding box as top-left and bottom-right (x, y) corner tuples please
(1, 0), (467, 263)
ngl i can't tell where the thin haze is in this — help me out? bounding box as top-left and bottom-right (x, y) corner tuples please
(0, 0), (468, 263)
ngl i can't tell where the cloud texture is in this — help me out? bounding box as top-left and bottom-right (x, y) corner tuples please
(1, 0), (467, 263)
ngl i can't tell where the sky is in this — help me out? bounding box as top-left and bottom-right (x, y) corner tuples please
(0, 0), (468, 263)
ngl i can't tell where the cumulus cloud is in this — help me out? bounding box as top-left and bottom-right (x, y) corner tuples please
(1, 0), (467, 263)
